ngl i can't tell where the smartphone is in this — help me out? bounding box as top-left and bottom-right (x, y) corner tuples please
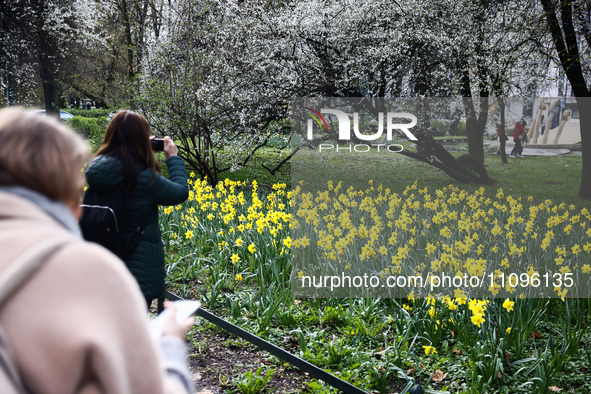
(149, 300), (200, 339)
(151, 138), (164, 151)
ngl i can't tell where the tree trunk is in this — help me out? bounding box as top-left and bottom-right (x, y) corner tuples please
(540, 0), (591, 199)
(499, 98), (508, 163)
(578, 98), (591, 199)
(463, 96), (489, 164)
(4, 55), (16, 105)
(120, 0), (135, 81)
(35, 0), (60, 117)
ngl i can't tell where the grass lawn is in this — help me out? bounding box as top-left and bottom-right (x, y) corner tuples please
(216, 139), (588, 204)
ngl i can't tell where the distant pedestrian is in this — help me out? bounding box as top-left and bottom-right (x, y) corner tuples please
(510, 120), (526, 157)
(496, 123), (508, 154)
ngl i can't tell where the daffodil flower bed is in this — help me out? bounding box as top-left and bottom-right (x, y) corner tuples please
(160, 175), (591, 393)
(160, 174), (292, 305)
(291, 180), (591, 300)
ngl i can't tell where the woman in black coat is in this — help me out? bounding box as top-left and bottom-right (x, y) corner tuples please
(85, 110), (189, 309)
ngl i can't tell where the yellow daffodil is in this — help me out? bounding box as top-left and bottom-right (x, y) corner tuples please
(471, 313), (485, 328)
(502, 298), (515, 312)
(423, 345), (437, 355)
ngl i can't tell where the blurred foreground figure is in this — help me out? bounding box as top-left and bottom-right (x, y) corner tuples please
(0, 108), (194, 394)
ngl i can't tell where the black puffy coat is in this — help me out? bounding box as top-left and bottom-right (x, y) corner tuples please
(85, 155), (188, 299)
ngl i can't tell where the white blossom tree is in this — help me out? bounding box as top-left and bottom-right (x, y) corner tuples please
(131, 0), (547, 182)
(7, 0), (581, 190)
(1, 0), (104, 112)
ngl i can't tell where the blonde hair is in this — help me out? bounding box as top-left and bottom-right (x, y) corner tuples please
(0, 108), (90, 203)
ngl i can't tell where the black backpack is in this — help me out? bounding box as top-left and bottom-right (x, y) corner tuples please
(79, 185), (147, 259)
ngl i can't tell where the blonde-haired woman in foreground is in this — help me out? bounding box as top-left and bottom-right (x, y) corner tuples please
(0, 107), (194, 394)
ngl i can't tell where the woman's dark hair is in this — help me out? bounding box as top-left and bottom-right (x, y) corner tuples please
(95, 110), (161, 193)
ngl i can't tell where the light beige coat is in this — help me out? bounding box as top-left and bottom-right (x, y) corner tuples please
(0, 192), (187, 394)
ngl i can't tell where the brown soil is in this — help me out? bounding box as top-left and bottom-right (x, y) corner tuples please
(188, 327), (313, 394)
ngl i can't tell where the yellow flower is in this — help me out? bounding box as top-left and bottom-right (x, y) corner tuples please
(506, 327), (511, 334)
(426, 242), (437, 255)
(235, 238), (244, 247)
(235, 273), (243, 281)
(248, 243), (256, 254)
(555, 246), (567, 256)
(469, 300), (487, 315)
(572, 244), (581, 255)
(471, 313), (485, 328)
(501, 258), (509, 268)
(230, 254), (240, 264)
(428, 306), (436, 319)
(582, 264), (591, 274)
(423, 345), (437, 355)
(440, 226), (452, 238)
(502, 298), (515, 312)
(283, 236), (292, 248)
(185, 230), (194, 240)
(560, 266), (571, 274)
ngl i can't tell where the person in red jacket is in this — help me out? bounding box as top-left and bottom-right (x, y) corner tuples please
(510, 120), (526, 157)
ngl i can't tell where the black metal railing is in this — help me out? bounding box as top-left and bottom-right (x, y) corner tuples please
(164, 290), (367, 394)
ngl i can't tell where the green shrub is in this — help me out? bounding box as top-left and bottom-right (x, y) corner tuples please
(67, 116), (107, 150)
(428, 119), (467, 137)
(67, 108), (113, 118)
(233, 366), (274, 394)
(429, 119), (450, 137)
(456, 120), (466, 135)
